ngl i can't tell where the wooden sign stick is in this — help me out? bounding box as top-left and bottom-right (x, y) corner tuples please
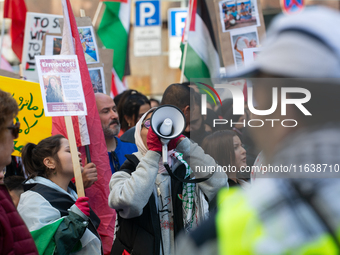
(64, 115), (85, 197)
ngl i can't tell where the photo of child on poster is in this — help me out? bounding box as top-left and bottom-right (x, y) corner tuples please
(53, 37), (62, 55)
(230, 28), (259, 69)
(78, 26), (100, 64)
(88, 67), (106, 94)
(44, 75), (64, 103)
(219, 0), (260, 32)
(45, 35), (62, 56)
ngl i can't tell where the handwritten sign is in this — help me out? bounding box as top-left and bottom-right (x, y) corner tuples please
(0, 76), (52, 156)
(22, 12), (63, 81)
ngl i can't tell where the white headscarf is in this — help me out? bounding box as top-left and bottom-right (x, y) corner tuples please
(134, 107), (171, 173)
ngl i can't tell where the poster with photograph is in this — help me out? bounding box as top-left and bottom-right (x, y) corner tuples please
(243, 47), (262, 66)
(230, 27), (259, 69)
(219, 0), (260, 32)
(35, 55), (87, 117)
(45, 35), (62, 55)
(78, 26), (100, 64)
(88, 67), (106, 94)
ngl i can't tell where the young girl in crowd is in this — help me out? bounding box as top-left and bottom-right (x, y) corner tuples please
(202, 130), (249, 188)
(116, 89), (151, 136)
(18, 135), (102, 254)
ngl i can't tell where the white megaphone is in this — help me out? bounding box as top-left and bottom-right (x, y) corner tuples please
(150, 105), (186, 165)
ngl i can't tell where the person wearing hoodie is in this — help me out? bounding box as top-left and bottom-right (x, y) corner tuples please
(108, 108), (227, 255)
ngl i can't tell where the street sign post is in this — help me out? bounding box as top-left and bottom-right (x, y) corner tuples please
(134, 0), (162, 56)
(168, 8), (187, 68)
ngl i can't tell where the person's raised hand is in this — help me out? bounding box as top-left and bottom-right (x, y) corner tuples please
(75, 197), (90, 217)
(168, 135), (185, 151)
(81, 161), (98, 189)
(147, 127), (162, 152)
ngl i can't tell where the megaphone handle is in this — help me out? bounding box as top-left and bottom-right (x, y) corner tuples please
(162, 144), (168, 165)
(160, 138), (170, 165)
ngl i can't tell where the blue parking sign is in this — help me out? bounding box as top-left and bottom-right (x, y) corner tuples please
(168, 8), (188, 37)
(135, 0), (161, 27)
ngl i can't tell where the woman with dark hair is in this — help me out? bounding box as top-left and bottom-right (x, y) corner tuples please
(18, 135), (102, 255)
(46, 76), (63, 103)
(117, 90), (151, 135)
(0, 89), (38, 254)
(201, 130), (248, 187)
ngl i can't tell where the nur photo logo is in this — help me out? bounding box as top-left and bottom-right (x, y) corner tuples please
(195, 79), (312, 128)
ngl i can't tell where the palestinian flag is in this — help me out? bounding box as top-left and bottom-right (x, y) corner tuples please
(3, 0), (27, 61)
(97, 0), (131, 97)
(55, 1), (115, 254)
(180, 0), (220, 80)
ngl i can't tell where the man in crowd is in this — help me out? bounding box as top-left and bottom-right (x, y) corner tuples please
(161, 82), (209, 145)
(95, 93), (137, 173)
(177, 6), (340, 254)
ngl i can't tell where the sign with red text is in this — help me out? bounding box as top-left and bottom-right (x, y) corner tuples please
(35, 55), (87, 117)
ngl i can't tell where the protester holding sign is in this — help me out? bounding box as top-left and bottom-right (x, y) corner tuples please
(18, 134), (102, 255)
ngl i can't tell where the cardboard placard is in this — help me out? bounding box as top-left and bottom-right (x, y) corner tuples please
(0, 69), (21, 80)
(98, 48), (113, 96)
(212, 0), (266, 67)
(41, 33), (62, 56)
(22, 12), (63, 81)
(59, 17), (113, 95)
(0, 76), (52, 156)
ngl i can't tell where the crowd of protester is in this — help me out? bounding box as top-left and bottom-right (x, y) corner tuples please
(1, 6), (340, 255)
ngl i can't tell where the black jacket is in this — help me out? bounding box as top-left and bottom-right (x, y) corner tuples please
(111, 155), (187, 255)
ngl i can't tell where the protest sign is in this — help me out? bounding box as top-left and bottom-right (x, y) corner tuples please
(243, 47), (261, 66)
(230, 27), (259, 69)
(22, 13), (63, 81)
(35, 55), (87, 117)
(88, 67), (106, 94)
(211, 0), (266, 67)
(0, 75), (52, 156)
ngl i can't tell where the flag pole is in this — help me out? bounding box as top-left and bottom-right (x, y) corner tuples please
(79, 9), (92, 164)
(180, 0), (194, 83)
(65, 116), (85, 197)
(92, 2), (103, 27)
(0, 2), (6, 68)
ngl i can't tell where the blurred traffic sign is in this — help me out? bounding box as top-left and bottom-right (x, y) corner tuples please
(134, 0), (162, 56)
(281, 0), (305, 14)
(168, 8), (187, 68)
(135, 0), (161, 27)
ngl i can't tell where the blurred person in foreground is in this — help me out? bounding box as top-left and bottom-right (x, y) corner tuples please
(0, 89), (38, 254)
(176, 7), (340, 254)
(108, 108), (227, 255)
